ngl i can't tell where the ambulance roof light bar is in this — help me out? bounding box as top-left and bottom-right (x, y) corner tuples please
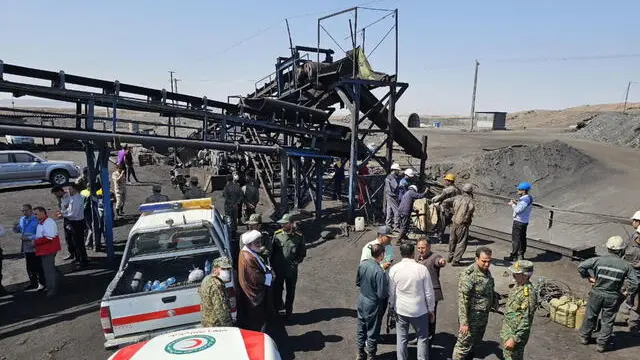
(139, 198), (213, 213)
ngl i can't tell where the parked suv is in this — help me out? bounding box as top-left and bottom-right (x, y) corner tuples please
(0, 150), (81, 186)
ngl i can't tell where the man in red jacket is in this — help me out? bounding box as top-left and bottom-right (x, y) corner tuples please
(33, 207), (61, 297)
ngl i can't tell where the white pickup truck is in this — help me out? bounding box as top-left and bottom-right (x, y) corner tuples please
(100, 198), (237, 349)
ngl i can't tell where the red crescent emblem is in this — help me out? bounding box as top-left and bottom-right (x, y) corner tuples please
(183, 339), (203, 349)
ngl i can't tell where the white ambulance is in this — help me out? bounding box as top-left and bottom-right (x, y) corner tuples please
(107, 327), (281, 360)
(100, 198), (237, 349)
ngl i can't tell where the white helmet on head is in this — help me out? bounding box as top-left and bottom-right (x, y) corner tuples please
(408, 185), (418, 192)
(390, 163), (401, 171)
(631, 210), (640, 221)
(404, 168), (416, 178)
(462, 183), (473, 193)
(606, 236), (625, 251)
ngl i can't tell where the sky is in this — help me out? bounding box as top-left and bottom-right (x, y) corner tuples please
(1, 0), (639, 115)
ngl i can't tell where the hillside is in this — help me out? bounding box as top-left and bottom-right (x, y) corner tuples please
(507, 102), (640, 128)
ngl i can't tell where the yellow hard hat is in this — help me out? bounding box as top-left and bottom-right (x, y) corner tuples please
(444, 173), (456, 181)
(97, 189), (103, 196)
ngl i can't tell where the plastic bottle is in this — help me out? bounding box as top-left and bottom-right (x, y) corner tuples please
(143, 281), (152, 292)
(204, 260), (211, 275)
(151, 280), (161, 290)
(156, 281), (168, 291)
(166, 277), (176, 287)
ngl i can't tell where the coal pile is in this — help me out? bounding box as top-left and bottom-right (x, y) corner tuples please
(426, 140), (596, 198)
(576, 112), (640, 148)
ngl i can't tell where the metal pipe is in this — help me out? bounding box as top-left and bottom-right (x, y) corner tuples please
(0, 124), (281, 155)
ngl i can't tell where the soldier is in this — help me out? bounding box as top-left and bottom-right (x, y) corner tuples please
(442, 183), (475, 266)
(500, 260), (537, 360)
(242, 177), (260, 222)
(578, 236), (639, 352)
(271, 213), (306, 317)
(431, 173), (461, 243)
(223, 172), (243, 228)
(182, 177), (207, 200)
(452, 246), (496, 360)
(145, 184), (170, 203)
(198, 256), (234, 327)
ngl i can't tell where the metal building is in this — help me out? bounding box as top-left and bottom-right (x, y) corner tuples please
(475, 111), (507, 130)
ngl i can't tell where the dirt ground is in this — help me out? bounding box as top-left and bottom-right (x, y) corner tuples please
(1, 131), (640, 359)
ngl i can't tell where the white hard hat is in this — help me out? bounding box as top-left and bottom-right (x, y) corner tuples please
(462, 183), (474, 193)
(409, 185), (418, 192)
(605, 235), (625, 251)
(631, 210), (640, 221)
(390, 163), (401, 171)
(241, 230), (262, 245)
(404, 168), (416, 177)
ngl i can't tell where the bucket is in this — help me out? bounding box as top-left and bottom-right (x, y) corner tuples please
(354, 216), (365, 232)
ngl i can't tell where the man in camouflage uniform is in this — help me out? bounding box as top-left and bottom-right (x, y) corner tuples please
(500, 260), (537, 360)
(242, 177), (260, 222)
(223, 172), (243, 228)
(182, 177), (207, 200)
(145, 184), (170, 203)
(442, 183), (475, 266)
(452, 246), (496, 360)
(431, 173), (461, 243)
(271, 213), (306, 317)
(198, 256), (233, 327)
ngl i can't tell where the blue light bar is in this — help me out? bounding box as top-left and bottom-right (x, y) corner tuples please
(139, 202), (182, 213)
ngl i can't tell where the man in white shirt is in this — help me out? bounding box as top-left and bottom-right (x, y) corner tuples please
(389, 243), (436, 360)
(57, 183), (88, 267)
(360, 225), (395, 271)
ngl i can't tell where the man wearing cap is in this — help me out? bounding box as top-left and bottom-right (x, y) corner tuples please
(506, 182), (533, 262)
(238, 230), (275, 332)
(271, 213), (306, 317)
(500, 260), (537, 360)
(384, 163), (402, 229)
(442, 183), (476, 266)
(182, 176), (207, 200)
(145, 185), (170, 204)
(57, 183), (88, 268)
(578, 236), (639, 352)
(431, 173), (462, 243)
(397, 184), (428, 244)
(361, 226), (395, 271)
(199, 256), (234, 327)
(623, 226), (640, 333)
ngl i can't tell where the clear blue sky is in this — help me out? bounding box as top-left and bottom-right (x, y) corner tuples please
(1, 0), (638, 115)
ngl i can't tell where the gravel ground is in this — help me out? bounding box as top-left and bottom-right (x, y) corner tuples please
(576, 112), (640, 148)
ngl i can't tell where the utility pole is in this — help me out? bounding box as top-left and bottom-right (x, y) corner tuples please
(173, 78), (180, 137)
(168, 71), (175, 137)
(623, 81), (632, 114)
(469, 59), (480, 132)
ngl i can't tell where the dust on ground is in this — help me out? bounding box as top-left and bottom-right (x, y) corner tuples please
(576, 112), (640, 148)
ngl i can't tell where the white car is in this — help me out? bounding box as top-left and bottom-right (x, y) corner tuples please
(107, 327), (282, 360)
(5, 135), (35, 145)
(0, 150), (81, 185)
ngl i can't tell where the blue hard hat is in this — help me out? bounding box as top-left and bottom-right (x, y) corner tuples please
(517, 182), (532, 191)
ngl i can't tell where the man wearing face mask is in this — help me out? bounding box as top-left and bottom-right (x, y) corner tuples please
(238, 230), (275, 332)
(198, 256), (234, 327)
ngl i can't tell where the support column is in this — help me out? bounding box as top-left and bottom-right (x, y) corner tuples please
(419, 135), (428, 182)
(293, 158), (301, 211)
(386, 86), (395, 172)
(279, 152), (289, 216)
(85, 100), (101, 249)
(348, 84), (360, 222)
(315, 158), (323, 219)
(75, 102), (82, 129)
(99, 145), (115, 261)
